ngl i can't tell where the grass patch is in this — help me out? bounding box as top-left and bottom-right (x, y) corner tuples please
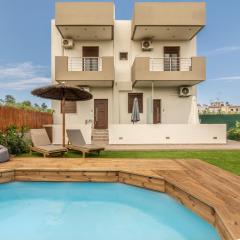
(18, 150), (240, 176)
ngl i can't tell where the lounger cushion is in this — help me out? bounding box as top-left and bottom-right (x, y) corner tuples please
(78, 145), (104, 150)
(66, 129), (86, 146)
(68, 144), (104, 151)
(30, 129), (51, 146)
(34, 145), (67, 153)
(66, 129), (105, 151)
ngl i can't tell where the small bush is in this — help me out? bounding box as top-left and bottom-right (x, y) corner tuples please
(227, 121), (240, 141)
(0, 125), (30, 155)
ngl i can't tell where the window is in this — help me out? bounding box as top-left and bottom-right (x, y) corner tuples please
(119, 52), (128, 60)
(82, 46), (99, 71)
(164, 47), (180, 71)
(128, 93), (143, 113)
(61, 101), (77, 113)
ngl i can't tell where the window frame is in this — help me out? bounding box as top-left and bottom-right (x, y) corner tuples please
(119, 52), (128, 60)
(128, 93), (143, 113)
(61, 101), (77, 114)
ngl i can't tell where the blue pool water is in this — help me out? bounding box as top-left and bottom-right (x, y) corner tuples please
(0, 182), (220, 240)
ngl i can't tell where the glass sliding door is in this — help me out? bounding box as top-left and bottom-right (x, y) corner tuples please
(164, 47), (180, 71)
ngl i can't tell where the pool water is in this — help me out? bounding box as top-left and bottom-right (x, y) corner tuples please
(0, 182), (220, 240)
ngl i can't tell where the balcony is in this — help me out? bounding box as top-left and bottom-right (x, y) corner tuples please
(55, 2), (114, 40)
(55, 56), (114, 87)
(132, 2), (206, 40)
(132, 57), (206, 87)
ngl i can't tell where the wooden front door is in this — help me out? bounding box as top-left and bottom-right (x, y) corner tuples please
(94, 99), (108, 129)
(153, 99), (161, 124)
(82, 46), (99, 71)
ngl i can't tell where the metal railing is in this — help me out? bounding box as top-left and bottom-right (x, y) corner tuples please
(149, 57), (192, 72)
(68, 57), (103, 72)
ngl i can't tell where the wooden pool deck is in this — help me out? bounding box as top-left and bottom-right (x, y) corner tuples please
(0, 157), (239, 240)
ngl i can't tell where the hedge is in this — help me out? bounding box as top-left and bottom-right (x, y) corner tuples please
(199, 114), (240, 130)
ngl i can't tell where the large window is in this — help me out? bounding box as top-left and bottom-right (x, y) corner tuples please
(61, 101), (77, 114)
(164, 46), (180, 71)
(82, 46), (99, 71)
(128, 93), (143, 113)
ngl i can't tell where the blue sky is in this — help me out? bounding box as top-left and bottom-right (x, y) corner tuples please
(0, 0), (239, 106)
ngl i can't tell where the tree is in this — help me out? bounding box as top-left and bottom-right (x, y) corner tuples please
(0, 95), (51, 113)
(21, 101), (32, 107)
(41, 103), (48, 111)
(4, 95), (16, 105)
(19, 101), (33, 110)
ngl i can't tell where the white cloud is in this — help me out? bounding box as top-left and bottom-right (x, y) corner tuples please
(203, 46), (240, 56)
(0, 77), (50, 90)
(209, 76), (240, 81)
(0, 62), (50, 90)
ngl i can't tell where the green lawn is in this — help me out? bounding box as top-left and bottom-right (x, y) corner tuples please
(19, 150), (240, 176)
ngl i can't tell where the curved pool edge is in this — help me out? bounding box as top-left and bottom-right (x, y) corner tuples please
(0, 168), (235, 240)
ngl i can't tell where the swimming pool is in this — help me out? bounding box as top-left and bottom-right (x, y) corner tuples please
(0, 182), (220, 240)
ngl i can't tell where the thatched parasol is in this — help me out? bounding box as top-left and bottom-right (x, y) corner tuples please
(31, 83), (92, 146)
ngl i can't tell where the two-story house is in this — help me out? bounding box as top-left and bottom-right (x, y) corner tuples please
(51, 1), (226, 145)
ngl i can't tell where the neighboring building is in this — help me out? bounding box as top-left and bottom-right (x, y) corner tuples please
(198, 101), (240, 114)
(51, 1), (226, 144)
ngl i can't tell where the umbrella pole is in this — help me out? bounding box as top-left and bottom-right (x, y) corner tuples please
(62, 96), (66, 147)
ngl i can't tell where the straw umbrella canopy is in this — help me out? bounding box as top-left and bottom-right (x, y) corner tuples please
(31, 83), (92, 146)
(131, 97), (140, 124)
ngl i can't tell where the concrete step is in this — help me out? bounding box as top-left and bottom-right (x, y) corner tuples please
(92, 129), (109, 144)
(92, 129), (108, 132)
(92, 132), (108, 135)
(92, 132), (109, 136)
(92, 137), (109, 140)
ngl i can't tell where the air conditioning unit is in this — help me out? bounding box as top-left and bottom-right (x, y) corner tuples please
(62, 39), (74, 49)
(179, 87), (192, 97)
(141, 40), (153, 51)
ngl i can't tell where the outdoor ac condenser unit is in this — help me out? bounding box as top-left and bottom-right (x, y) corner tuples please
(141, 40), (153, 51)
(179, 87), (192, 97)
(62, 39), (74, 49)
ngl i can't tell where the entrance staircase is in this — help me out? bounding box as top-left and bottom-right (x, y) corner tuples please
(92, 129), (109, 145)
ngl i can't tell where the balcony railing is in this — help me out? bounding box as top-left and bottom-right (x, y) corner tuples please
(55, 56), (114, 86)
(132, 57), (206, 87)
(149, 58), (192, 72)
(68, 57), (103, 72)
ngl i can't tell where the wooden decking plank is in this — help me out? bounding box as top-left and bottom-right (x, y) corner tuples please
(155, 170), (224, 207)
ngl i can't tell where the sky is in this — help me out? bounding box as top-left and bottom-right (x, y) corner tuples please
(0, 0), (239, 106)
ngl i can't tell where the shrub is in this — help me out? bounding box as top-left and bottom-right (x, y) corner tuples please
(0, 125), (30, 155)
(227, 121), (240, 141)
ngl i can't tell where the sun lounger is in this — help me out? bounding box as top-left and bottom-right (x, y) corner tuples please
(66, 129), (105, 158)
(30, 129), (68, 157)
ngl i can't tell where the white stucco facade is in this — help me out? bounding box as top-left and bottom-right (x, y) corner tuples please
(50, 4), (226, 145)
(51, 20), (198, 124)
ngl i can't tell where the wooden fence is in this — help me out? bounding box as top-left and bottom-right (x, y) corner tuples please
(0, 106), (53, 131)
